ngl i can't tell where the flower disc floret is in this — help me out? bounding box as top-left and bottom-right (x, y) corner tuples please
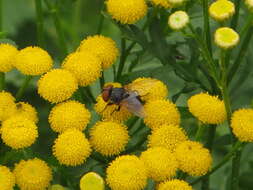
(14, 158), (52, 190)
(14, 46), (53, 76)
(151, 0), (171, 8)
(158, 179), (193, 190)
(214, 27), (239, 49)
(80, 172), (104, 190)
(0, 91), (17, 121)
(140, 147), (178, 181)
(106, 0), (148, 24)
(49, 100), (91, 133)
(38, 69), (78, 103)
(79, 35), (119, 69)
(53, 129), (91, 166)
(168, 11), (189, 30)
(15, 102), (38, 123)
(188, 92), (227, 124)
(175, 141), (212, 176)
(1, 116), (38, 149)
(0, 43), (18, 72)
(0, 166), (15, 190)
(106, 155), (147, 190)
(209, 0), (235, 21)
(90, 121), (129, 156)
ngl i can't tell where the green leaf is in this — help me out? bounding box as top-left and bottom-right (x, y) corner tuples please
(144, 179), (155, 190)
(214, 134), (233, 147)
(239, 172), (253, 190)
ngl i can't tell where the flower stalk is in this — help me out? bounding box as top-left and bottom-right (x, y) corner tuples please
(35, 0), (45, 47)
(15, 76), (33, 101)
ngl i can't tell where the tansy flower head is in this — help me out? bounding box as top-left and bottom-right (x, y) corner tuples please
(188, 92), (226, 124)
(148, 125), (188, 152)
(175, 140), (212, 176)
(49, 184), (66, 190)
(215, 27), (239, 49)
(38, 69), (78, 103)
(49, 100), (91, 133)
(168, 11), (189, 30)
(0, 165), (15, 190)
(245, 0), (253, 11)
(209, 0), (235, 21)
(15, 102), (38, 123)
(106, 0), (148, 24)
(80, 172), (104, 190)
(0, 91), (17, 121)
(140, 147), (178, 182)
(151, 0), (172, 8)
(1, 116), (38, 149)
(231, 109), (253, 142)
(144, 99), (180, 130)
(89, 121), (129, 156)
(14, 46), (53, 76)
(106, 155), (147, 190)
(0, 43), (18, 72)
(53, 129), (91, 166)
(14, 158), (52, 190)
(167, 0), (186, 6)
(62, 51), (102, 86)
(79, 35), (119, 69)
(158, 179), (193, 190)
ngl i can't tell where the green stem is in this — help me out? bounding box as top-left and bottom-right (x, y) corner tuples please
(35, 0), (44, 47)
(202, 0), (212, 54)
(0, 0), (2, 31)
(239, 13), (253, 37)
(0, 72), (5, 91)
(195, 122), (206, 142)
(15, 76), (33, 101)
(99, 72), (105, 90)
(116, 39), (126, 81)
(230, 0), (241, 29)
(83, 86), (96, 104)
(231, 149), (242, 190)
(97, 0), (104, 34)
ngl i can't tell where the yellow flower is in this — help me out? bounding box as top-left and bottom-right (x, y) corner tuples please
(231, 109), (253, 142)
(209, 0), (235, 21)
(175, 140), (212, 176)
(1, 116), (38, 149)
(106, 0), (148, 24)
(14, 158), (52, 190)
(53, 129), (91, 166)
(140, 147), (178, 182)
(150, 0), (172, 8)
(62, 51), (102, 86)
(38, 69), (78, 103)
(49, 100), (91, 133)
(0, 91), (17, 121)
(80, 172), (104, 190)
(15, 102), (38, 123)
(144, 99), (180, 130)
(167, 0), (186, 6)
(187, 92), (227, 124)
(14, 46), (53, 76)
(148, 125), (188, 152)
(214, 27), (239, 49)
(79, 35), (119, 69)
(49, 184), (66, 190)
(0, 165), (15, 190)
(158, 179), (193, 190)
(245, 0), (253, 11)
(168, 11), (189, 30)
(106, 155), (147, 190)
(89, 121), (129, 156)
(0, 43), (18, 72)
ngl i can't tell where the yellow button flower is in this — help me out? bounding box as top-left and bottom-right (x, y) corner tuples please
(214, 27), (239, 49)
(0, 43), (18, 72)
(38, 69), (78, 103)
(106, 0), (148, 24)
(0, 91), (17, 121)
(14, 46), (53, 76)
(49, 184), (66, 190)
(89, 121), (129, 156)
(79, 35), (119, 69)
(14, 102), (38, 123)
(168, 11), (189, 30)
(245, 0), (253, 11)
(49, 100), (91, 133)
(0, 165), (15, 190)
(209, 0), (235, 21)
(53, 129), (91, 166)
(14, 158), (52, 190)
(167, 0), (186, 6)
(158, 179), (193, 190)
(106, 155), (147, 190)
(80, 172), (104, 190)
(151, 0), (172, 8)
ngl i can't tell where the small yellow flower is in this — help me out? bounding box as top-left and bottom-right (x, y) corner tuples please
(49, 184), (66, 190)
(0, 43), (18, 72)
(1, 116), (38, 149)
(158, 179), (193, 190)
(167, 0), (186, 6)
(90, 121), (129, 156)
(62, 51), (102, 86)
(209, 0), (235, 21)
(53, 129), (91, 166)
(49, 100), (91, 133)
(0, 165), (15, 190)
(80, 172), (104, 190)
(214, 27), (239, 49)
(188, 92), (227, 124)
(106, 0), (148, 24)
(245, 0), (253, 11)
(231, 109), (253, 142)
(175, 140), (212, 176)
(14, 158), (52, 190)
(106, 155), (147, 190)
(148, 125), (188, 152)
(14, 46), (53, 76)
(38, 69), (78, 103)
(0, 91), (17, 121)
(140, 147), (178, 182)
(168, 11), (189, 30)
(15, 102), (38, 123)
(79, 35), (119, 69)
(150, 0), (172, 8)
(144, 99), (180, 130)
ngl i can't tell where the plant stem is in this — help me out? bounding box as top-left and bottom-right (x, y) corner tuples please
(202, 0), (212, 54)
(116, 38), (126, 81)
(97, 0), (104, 34)
(83, 86), (96, 104)
(195, 122), (205, 142)
(239, 13), (253, 37)
(99, 72), (105, 89)
(0, 72), (4, 91)
(231, 149), (242, 190)
(230, 0), (241, 29)
(35, 0), (44, 47)
(15, 76), (33, 101)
